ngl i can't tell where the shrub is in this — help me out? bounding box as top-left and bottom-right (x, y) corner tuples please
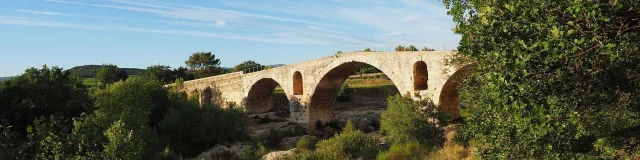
(336, 83), (352, 102)
(376, 141), (427, 160)
(157, 95), (247, 157)
(315, 120), (380, 159)
(296, 137), (317, 150)
(243, 142), (268, 160)
(381, 95), (447, 147)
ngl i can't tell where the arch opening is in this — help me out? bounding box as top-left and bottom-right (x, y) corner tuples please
(413, 61), (429, 90)
(309, 62), (400, 133)
(439, 65), (474, 120)
(245, 78), (290, 116)
(293, 71), (303, 95)
(201, 87), (213, 106)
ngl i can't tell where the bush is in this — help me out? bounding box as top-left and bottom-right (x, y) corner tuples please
(336, 83), (352, 102)
(71, 77), (164, 159)
(314, 120), (380, 159)
(377, 141), (427, 160)
(157, 98), (247, 158)
(381, 95), (447, 147)
(296, 137), (317, 150)
(243, 142), (268, 160)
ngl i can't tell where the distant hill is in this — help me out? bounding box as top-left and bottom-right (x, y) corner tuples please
(68, 65), (145, 78)
(0, 76), (15, 81)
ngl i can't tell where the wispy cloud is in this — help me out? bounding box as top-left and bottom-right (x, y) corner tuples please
(47, 0), (335, 28)
(10, 0), (459, 46)
(0, 16), (375, 45)
(18, 9), (63, 16)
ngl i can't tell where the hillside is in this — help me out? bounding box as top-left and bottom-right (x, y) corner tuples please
(68, 65), (145, 78)
(0, 76), (15, 81)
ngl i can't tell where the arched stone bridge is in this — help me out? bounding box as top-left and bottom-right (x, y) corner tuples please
(169, 51), (471, 132)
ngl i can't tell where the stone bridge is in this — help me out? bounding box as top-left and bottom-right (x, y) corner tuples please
(169, 51), (471, 132)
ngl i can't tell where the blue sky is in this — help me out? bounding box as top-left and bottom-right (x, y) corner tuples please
(0, 0), (460, 77)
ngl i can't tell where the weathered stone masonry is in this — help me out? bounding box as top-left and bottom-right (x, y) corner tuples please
(168, 51), (470, 132)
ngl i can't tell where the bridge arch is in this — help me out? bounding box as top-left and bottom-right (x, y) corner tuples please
(307, 55), (404, 131)
(413, 61), (429, 90)
(245, 78), (290, 114)
(439, 64), (475, 120)
(293, 71), (303, 95)
(201, 87), (213, 106)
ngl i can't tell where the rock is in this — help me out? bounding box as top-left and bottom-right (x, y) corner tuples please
(229, 142), (249, 159)
(279, 123), (306, 137)
(323, 128), (336, 138)
(365, 126), (376, 132)
(280, 135), (318, 149)
(356, 118), (372, 131)
(262, 149), (296, 160)
(195, 145), (238, 160)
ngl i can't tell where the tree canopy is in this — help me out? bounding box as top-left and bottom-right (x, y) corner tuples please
(444, 0), (640, 158)
(233, 60), (262, 72)
(0, 66), (93, 136)
(185, 52), (222, 78)
(69, 65), (144, 78)
(95, 64), (129, 87)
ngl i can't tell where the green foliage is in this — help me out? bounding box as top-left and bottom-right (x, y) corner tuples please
(336, 83), (352, 102)
(27, 114), (78, 160)
(185, 52), (222, 78)
(144, 65), (176, 84)
(315, 123), (380, 159)
(443, 0), (640, 159)
(173, 66), (195, 81)
(72, 77), (162, 159)
(0, 65), (93, 137)
(394, 45), (405, 51)
(296, 137), (317, 150)
(95, 64), (129, 87)
(376, 141), (427, 160)
(354, 64), (382, 75)
(381, 95), (447, 147)
(421, 47), (435, 51)
(68, 65), (144, 78)
(364, 48), (372, 52)
(405, 45), (418, 51)
(343, 119), (356, 133)
(243, 142), (268, 160)
(103, 120), (147, 160)
(233, 60), (262, 72)
(157, 95), (247, 157)
(395, 45), (419, 51)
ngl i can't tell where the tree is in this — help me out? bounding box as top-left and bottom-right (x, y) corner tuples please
(72, 77), (167, 159)
(405, 45), (418, 51)
(172, 67), (194, 81)
(0, 66), (93, 159)
(444, 0), (640, 159)
(421, 47), (435, 51)
(185, 52), (221, 78)
(394, 45), (405, 51)
(157, 96), (247, 157)
(380, 95), (446, 146)
(233, 60), (262, 72)
(364, 48), (372, 52)
(0, 65), (93, 136)
(336, 83), (352, 102)
(144, 65), (175, 84)
(95, 64), (128, 87)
